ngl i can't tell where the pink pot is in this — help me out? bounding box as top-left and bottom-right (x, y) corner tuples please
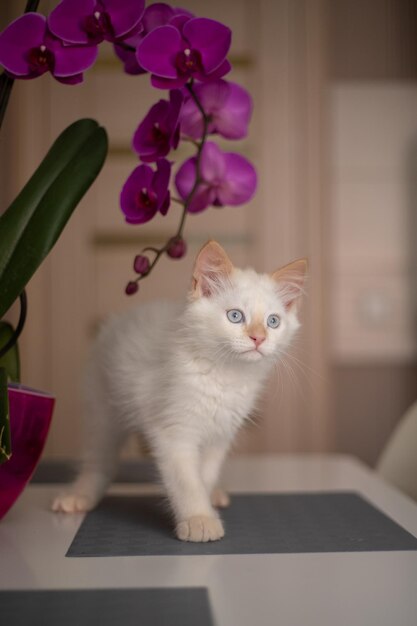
(0, 384), (54, 519)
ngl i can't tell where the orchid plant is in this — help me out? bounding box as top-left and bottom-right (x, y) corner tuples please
(0, 0), (257, 460)
(0, 0), (257, 296)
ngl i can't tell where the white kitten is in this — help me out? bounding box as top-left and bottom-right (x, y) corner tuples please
(52, 241), (307, 542)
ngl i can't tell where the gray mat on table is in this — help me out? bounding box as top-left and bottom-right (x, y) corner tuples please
(0, 588), (214, 626)
(31, 460), (157, 484)
(66, 491), (417, 557)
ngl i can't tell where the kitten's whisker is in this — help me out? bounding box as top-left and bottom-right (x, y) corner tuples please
(282, 348), (326, 382)
(279, 349), (323, 395)
(271, 361), (285, 410)
(277, 355), (304, 401)
(279, 355), (315, 413)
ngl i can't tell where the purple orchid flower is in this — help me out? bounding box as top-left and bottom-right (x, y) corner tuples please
(48, 0), (145, 45)
(120, 159), (171, 224)
(142, 3), (194, 33)
(137, 18), (232, 89)
(181, 80), (253, 140)
(132, 90), (183, 162)
(175, 141), (257, 213)
(114, 4), (194, 76)
(0, 13), (97, 84)
(113, 32), (145, 75)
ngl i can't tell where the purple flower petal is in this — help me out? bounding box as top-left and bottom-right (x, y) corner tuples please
(183, 18), (231, 74)
(200, 142), (226, 182)
(114, 41), (145, 75)
(132, 100), (170, 160)
(46, 32), (98, 77)
(132, 90), (183, 161)
(175, 156), (196, 198)
(196, 79), (229, 110)
(143, 3), (176, 31)
(169, 14), (192, 32)
(175, 157), (215, 213)
(115, 0), (178, 73)
(124, 163), (153, 190)
(176, 144), (257, 211)
(179, 103), (203, 139)
(101, 0), (145, 39)
(124, 31), (143, 47)
(120, 161), (171, 224)
(169, 88), (184, 113)
(181, 80), (252, 140)
(201, 58), (231, 81)
(173, 7), (195, 18)
(137, 17), (231, 86)
(0, 13), (46, 76)
(168, 89), (183, 144)
(137, 25), (181, 78)
(55, 73), (84, 85)
(152, 158), (171, 197)
(120, 164), (154, 224)
(213, 82), (252, 139)
(49, 0), (144, 44)
(48, 0), (96, 45)
(151, 74), (187, 89)
(113, 30), (145, 74)
(187, 185), (217, 213)
(159, 191), (171, 216)
(180, 80), (229, 139)
(217, 153), (257, 205)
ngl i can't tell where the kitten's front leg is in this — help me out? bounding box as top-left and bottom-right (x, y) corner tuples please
(155, 440), (224, 542)
(202, 444), (231, 509)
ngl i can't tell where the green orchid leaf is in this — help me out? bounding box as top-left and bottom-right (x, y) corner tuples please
(0, 367), (11, 464)
(0, 119), (100, 278)
(0, 119), (108, 319)
(0, 322), (20, 382)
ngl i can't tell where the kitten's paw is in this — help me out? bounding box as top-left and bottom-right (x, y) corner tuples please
(176, 516), (225, 542)
(51, 493), (96, 514)
(211, 488), (230, 508)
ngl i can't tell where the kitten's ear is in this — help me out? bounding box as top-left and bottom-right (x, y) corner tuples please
(271, 258), (308, 310)
(192, 240), (233, 298)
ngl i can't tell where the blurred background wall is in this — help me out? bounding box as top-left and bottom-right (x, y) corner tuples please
(0, 0), (416, 466)
(328, 0), (417, 465)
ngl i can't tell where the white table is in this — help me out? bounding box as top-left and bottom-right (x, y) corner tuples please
(1, 454), (417, 626)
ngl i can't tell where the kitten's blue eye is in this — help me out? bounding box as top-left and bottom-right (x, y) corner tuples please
(227, 309), (245, 324)
(267, 314), (281, 329)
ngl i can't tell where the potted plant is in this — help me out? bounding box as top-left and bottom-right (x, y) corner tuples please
(0, 4), (108, 518)
(0, 0), (256, 517)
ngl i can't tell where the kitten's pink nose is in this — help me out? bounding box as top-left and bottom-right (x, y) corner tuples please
(250, 334), (266, 347)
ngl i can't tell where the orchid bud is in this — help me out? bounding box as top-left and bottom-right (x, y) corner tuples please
(167, 236), (186, 259)
(134, 254), (150, 274)
(125, 281), (139, 295)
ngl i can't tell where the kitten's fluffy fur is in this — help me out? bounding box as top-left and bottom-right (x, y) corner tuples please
(53, 241), (307, 542)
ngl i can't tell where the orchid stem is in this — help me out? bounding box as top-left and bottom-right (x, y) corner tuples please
(0, 290), (27, 359)
(180, 135), (200, 148)
(176, 81), (209, 237)
(26, 0), (41, 10)
(116, 42), (136, 53)
(133, 80), (210, 285)
(0, 74), (14, 133)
